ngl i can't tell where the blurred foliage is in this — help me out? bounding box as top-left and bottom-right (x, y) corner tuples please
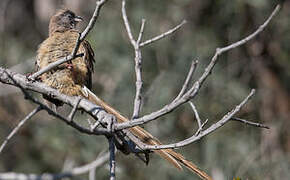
(0, 0), (289, 180)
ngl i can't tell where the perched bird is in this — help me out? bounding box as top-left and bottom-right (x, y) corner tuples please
(35, 9), (212, 180)
(36, 9), (94, 107)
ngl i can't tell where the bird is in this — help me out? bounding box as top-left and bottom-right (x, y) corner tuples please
(35, 9), (212, 180)
(36, 9), (94, 108)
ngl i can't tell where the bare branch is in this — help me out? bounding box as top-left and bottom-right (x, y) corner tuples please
(115, 5), (280, 131)
(137, 19), (146, 44)
(122, 0), (136, 46)
(0, 67), (111, 136)
(122, 0), (144, 118)
(174, 60), (198, 101)
(89, 169), (96, 180)
(189, 101), (202, 128)
(71, 33), (82, 57)
(0, 106), (42, 154)
(68, 97), (82, 121)
(131, 50), (143, 118)
(140, 20), (187, 47)
(109, 137), (116, 180)
(80, 0), (109, 41)
(186, 5), (281, 96)
(231, 117), (269, 129)
(140, 89), (256, 150)
(217, 5), (281, 53)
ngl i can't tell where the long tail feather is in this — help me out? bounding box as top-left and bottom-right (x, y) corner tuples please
(81, 86), (212, 180)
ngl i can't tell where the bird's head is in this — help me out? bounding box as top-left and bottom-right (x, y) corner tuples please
(49, 9), (83, 36)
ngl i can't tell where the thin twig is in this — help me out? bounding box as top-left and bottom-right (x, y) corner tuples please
(174, 60), (198, 101)
(140, 20), (187, 47)
(71, 33), (82, 57)
(0, 106), (42, 154)
(137, 19), (146, 44)
(80, 0), (109, 40)
(122, 0), (136, 47)
(231, 117), (269, 129)
(68, 97), (82, 121)
(189, 101), (202, 128)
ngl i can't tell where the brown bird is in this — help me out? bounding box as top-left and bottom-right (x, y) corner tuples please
(35, 9), (212, 180)
(36, 9), (94, 107)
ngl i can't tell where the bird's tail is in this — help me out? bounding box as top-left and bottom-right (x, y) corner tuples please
(81, 86), (212, 180)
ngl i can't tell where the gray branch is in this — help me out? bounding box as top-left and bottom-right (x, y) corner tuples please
(0, 67), (111, 136)
(115, 4), (280, 131)
(134, 89), (256, 150)
(0, 106), (42, 154)
(109, 137), (116, 180)
(122, 0), (144, 119)
(189, 101), (202, 129)
(174, 60), (198, 101)
(140, 20), (187, 47)
(231, 117), (269, 129)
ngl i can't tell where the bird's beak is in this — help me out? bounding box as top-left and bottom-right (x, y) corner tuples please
(74, 16), (83, 22)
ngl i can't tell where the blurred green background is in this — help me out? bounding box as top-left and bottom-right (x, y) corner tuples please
(0, 0), (289, 179)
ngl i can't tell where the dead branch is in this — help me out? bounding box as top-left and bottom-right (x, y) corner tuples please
(231, 117), (269, 129)
(109, 137), (116, 180)
(139, 20), (187, 47)
(189, 101), (202, 129)
(122, 0), (144, 119)
(0, 106), (42, 154)
(114, 4), (281, 131)
(0, 68), (112, 136)
(132, 89), (255, 150)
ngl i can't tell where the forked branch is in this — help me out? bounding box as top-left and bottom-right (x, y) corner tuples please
(115, 4), (281, 131)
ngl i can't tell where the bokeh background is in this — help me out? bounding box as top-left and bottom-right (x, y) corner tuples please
(0, 0), (289, 179)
